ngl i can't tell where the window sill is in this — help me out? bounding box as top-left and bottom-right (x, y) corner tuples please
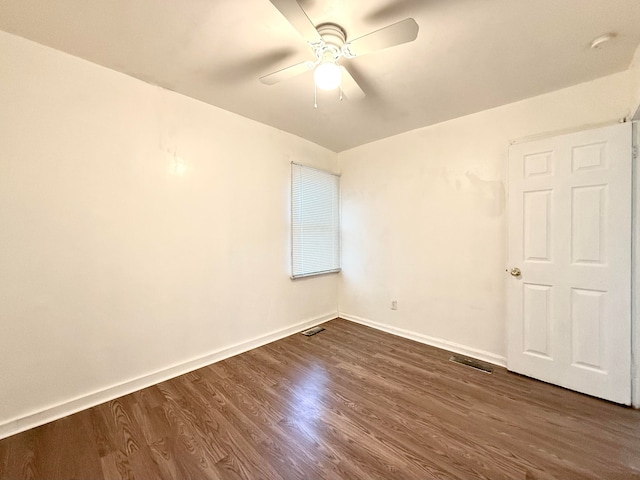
(290, 268), (341, 280)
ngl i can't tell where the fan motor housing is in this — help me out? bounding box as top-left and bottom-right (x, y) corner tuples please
(316, 23), (347, 49)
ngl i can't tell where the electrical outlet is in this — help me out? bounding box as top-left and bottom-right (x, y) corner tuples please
(391, 300), (398, 310)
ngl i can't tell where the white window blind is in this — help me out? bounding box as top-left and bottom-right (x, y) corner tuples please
(291, 163), (341, 278)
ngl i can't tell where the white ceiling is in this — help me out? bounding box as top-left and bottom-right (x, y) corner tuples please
(1, 0), (640, 152)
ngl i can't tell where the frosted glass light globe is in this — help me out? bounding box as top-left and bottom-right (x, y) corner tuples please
(314, 62), (342, 90)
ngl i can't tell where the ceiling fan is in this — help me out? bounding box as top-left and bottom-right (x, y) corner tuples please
(260, 0), (419, 103)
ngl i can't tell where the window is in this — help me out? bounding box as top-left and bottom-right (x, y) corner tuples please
(291, 163), (340, 278)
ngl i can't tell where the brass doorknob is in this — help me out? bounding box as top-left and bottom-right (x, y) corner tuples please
(510, 267), (521, 277)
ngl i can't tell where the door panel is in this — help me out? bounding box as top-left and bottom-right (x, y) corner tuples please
(523, 283), (552, 358)
(523, 190), (552, 261)
(571, 185), (606, 264)
(570, 287), (605, 370)
(507, 123), (632, 404)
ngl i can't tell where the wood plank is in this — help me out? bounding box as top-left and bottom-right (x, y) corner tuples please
(1, 318), (639, 479)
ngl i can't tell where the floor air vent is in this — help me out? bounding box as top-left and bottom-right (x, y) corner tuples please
(449, 355), (493, 374)
(301, 326), (325, 336)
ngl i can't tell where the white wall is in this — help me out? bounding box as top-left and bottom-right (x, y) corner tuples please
(0, 30), (339, 437)
(338, 71), (632, 365)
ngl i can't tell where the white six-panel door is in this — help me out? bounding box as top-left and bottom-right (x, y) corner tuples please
(507, 123), (632, 404)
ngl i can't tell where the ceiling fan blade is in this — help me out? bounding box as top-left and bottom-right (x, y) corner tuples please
(259, 61), (314, 85)
(269, 0), (322, 42)
(340, 66), (366, 101)
(363, 0), (424, 23)
(344, 18), (419, 57)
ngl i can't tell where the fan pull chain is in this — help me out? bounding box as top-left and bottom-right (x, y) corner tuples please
(314, 83), (318, 109)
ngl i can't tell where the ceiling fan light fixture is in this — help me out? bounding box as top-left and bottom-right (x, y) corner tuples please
(314, 61), (342, 90)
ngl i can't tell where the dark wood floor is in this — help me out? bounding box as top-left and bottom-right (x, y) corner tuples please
(1, 318), (640, 479)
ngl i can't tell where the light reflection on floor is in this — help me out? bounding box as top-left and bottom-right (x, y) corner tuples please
(287, 362), (330, 443)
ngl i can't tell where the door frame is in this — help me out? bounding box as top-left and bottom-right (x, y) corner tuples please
(632, 121), (639, 408)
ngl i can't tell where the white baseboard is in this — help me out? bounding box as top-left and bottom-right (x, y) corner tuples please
(0, 312), (337, 440)
(340, 313), (507, 368)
